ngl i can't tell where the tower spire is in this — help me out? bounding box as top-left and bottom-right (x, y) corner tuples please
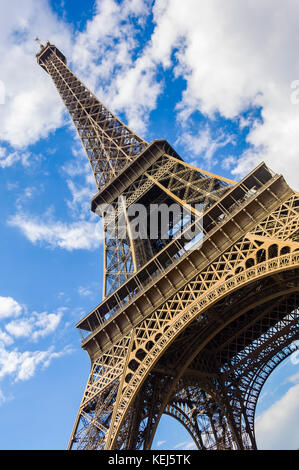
(36, 42), (148, 190)
(35, 37), (44, 50)
(36, 42), (237, 296)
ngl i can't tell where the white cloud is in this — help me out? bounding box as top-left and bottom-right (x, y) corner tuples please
(31, 310), (63, 341)
(0, 296), (22, 320)
(68, 0), (299, 188)
(0, 0), (72, 151)
(256, 383), (299, 449)
(0, 343), (71, 382)
(0, 329), (13, 347)
(0, 147), (31, 168)
(78, 286), (93, 297)
(0, 388), (7, 406)
(0, 293), (71, 395)
(156, 440), (166, 447)
(286, 370), (299, 384)
(1, 0), (298, 193)
(6, 140), (102, 252)
(0, 294), (64, 345)
(5, 319), (32, 339)
(5, 309), (63, 342)
(8, 212), (101, 251)
(66, 179), (95, 219)
(71, 0), (159, 134)
(172, 440), (196, 450)
(183, 441), (197, 450)
(0, 0), (155, 166)
(178, 124), (236, 168)
(147, 0), (299, 189)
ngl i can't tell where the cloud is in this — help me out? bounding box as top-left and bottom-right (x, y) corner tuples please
(0, 297), (23, 320)
(5, 309), (63, 342)
(0, 388), (7, 406)
(178, 123), (236, 168)
(66, 179), (95, 219)
(286, 371), (299, 384)
(6, 139), (102, 252)
(173, 440), (197, 450)
(0, 296), (64, 347)
(5, 319), (32, 339)
(156, 440), (166, 447)
(0, 329), (14, 347)
(1, 0), (299, 193)
(68, 0), (299, 188)
(146, 0), (299, 189)
(0, 0), (155, 166)
(0, 147), (31, 168)
(78, 286), (93, 297)
(8, 212), (101, 251)
(0, 293), (71, 393)
(183, 441), (197, 450)
(0, 0), (72, 151)
(255, 383), (299, 449)
(0, 343), (71, 382)
(71, 0), (160, 134)
(31, 311), (63, 341)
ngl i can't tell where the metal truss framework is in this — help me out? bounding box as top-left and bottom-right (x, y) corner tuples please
(36, 42), (299, 450)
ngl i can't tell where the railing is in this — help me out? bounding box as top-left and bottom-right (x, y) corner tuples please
(78, 170), (290, 340)
(80, 243), (299, 345)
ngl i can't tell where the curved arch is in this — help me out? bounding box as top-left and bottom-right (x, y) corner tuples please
(246, 341), (299, 439)
(107, 252), (299, 448)
(164, 403), (237, 451)
(143, 288), (298, 450)
(163, 404), (202, 449)
(163, 394), (235, 450)
(118, 296), (299, 450)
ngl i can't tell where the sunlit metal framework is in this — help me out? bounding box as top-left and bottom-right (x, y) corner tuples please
(37, 42), (299, 450)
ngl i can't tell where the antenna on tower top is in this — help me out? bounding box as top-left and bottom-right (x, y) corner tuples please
(35, 37), (44, 50)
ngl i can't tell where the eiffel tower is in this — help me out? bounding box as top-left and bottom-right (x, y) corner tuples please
(36, 41), (299, 450)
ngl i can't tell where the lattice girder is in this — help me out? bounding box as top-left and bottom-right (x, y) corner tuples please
(99, 148), (236, 296)
(37, 42), (147, 190)
(107, 263), (299, 446)
(141, 289), (299, 450)
(68, 190), (299, 450)
(36, 42), (299, 451)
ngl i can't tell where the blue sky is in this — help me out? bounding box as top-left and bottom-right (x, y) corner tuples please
(0, 0), (299, 450)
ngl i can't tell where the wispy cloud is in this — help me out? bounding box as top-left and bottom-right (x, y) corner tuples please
(156, 440), (166, 447)
(78, 286), (93, 297)
(0, 343), (72, 383)
(147, 0), (299, 188)
(72, 0), (159, 135)
(256, 383), (299, 449)
(5, 309), (64, 342)
(0, 1), (72, 151)
(0, 294), (72, 397)
(7, 142), (102, 251)
(8, 212), (101, 251)
(177, 124), (236, 168)
(173, 440), (197, 450)
(0, 147), (31, 168)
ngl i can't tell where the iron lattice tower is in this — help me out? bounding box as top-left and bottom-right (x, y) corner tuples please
(37, 42), (299, 450)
